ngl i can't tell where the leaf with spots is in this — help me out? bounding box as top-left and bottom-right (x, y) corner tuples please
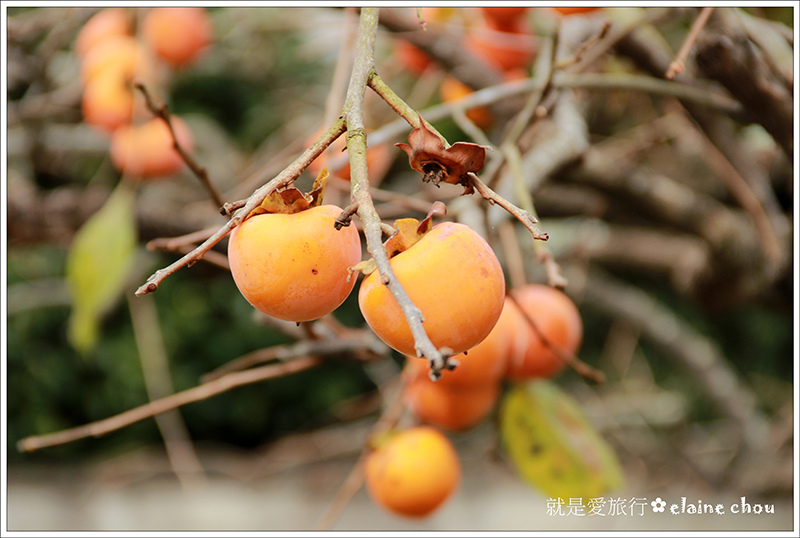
(499, 380), (624, 500)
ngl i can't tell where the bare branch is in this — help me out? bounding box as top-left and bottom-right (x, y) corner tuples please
(133, 81), (225, 210)
(17, 356), (321, 453)
(665, 7), (715, 79)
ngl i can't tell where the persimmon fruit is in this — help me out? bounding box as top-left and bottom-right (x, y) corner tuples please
(395, 39), (435, 75)
(403, 294), (524, 387)
(81, 69), (137, 133)
(505, 284), (583, 380)
(80, 35), (151, 87)
(404, 375), (500, 431)
(365, 426), (461, 517)
(76, 8), (132, 58)
(227, 205), (362, 322)
(358, 221), (505, 357)
(110, 116), (194, 178)
(439, 75), (493, 129)
(465, 22), (536, 73)
(552, 7), (602, 16)
(142, 7), (212, 67)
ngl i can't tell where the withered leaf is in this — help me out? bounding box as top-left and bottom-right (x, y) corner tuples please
(247, 168), (329, 218)
(396, 113), (489, 194)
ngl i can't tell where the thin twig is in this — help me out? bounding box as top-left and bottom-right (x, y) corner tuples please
(17, 356), (321, 453)
(665, 7), (715, 79)
(499, 143), (566, 288)
(498, 219), (527, 290)
(145, 227), (219, 251)
(469, 173), (548, 242)
(133, 81), (225, 209)
(201, 335), (387, 383)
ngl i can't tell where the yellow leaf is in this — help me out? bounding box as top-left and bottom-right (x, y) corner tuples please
(66, 183), (138, 354)
(500, 380), (624, 500)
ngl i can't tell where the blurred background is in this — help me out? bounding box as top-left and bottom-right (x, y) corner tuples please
(4, 5), (796, 532)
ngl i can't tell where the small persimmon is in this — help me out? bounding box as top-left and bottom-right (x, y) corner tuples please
(81, 69), (137, 133)
(142, 7), (212, 67)
(75, 8), (132, 58)
(228, 204), (362, 322)
(80, 35), (151, 87)
(365, 426), (461, 518)
(110, 116), (194, 178)
(439, 75), (493, 130)
(505, 284), (583, 380)
(358, 220), (505, 357)
(551, 7), (602, 16)
(404, 376), (500, 431)
(395, 39), (435, 75)
(465, 22), (536, 73)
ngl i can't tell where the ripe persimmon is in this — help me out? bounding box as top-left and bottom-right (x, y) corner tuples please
(358, 221), (505, 357)
(404, 376), (500, 431)
(110, 116), (194, 178)
(505, 284), (583, 380)
(365, 426), (461, 518)
(76, 8), (132, 58)
(142, 7), (212, 67)
(228, 204), (362, 322)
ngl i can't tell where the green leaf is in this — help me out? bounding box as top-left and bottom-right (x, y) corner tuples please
(66, 183), (138, 354)
(500, 380), (624, 500)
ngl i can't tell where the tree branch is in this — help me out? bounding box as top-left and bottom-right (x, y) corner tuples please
(17, 356), (321, 453)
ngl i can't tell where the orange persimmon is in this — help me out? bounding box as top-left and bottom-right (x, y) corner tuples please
(505, 284), (583, 380)
(404, 376), (500, 431)
(110, 116), (193, 178)
(228, 204), (362, 322)
(142, 7), (212, 67)
(75, 8), (132, 58)
(359, 221), (505, 357)
(365, 426), (461, 518)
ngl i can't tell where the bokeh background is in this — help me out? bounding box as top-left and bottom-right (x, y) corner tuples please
(4, 5), (796, 532)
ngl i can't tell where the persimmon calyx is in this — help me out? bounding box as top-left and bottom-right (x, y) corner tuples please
(347, 201), (447, 278)
(246, 168), (329, 220)
(396, 113), (491, 195)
